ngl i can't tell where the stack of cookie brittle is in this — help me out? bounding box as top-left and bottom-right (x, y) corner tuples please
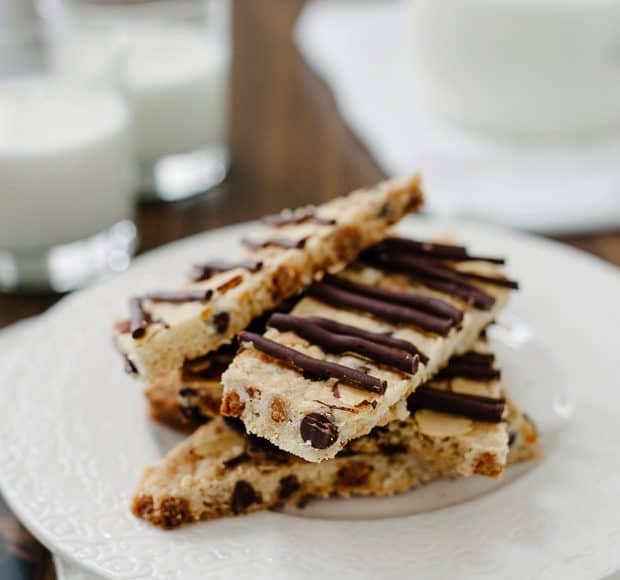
(114, 175), (539, 528)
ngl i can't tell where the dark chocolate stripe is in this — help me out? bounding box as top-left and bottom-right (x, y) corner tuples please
(190, 259), (263, 282)
(380, 254), (490, 295)
(437, 363), (501, 381)
(129, 297), (149, 339)
(262, 210), (336, 227)
(322, 274), (463, 324)
(268, 313), (420, 374)
(366, 252), (495, 310)
(457, 271), (519, 290)
(239, 331), (386, 394)
(378, 238), (506, 265)
(143, 289), (213, 303)
(242, 237), (306, 250)
(302, 315), (429, 365)
(410, 273), (495, 310)
(308, 281), (453, 336)
(408, 385), (505, 422)
(450, 351), (495, 366)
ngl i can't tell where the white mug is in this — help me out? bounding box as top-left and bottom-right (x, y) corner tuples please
(406, 0), (620, 137)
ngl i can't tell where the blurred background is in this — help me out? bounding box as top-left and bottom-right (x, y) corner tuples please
(1, 0), (619, 577)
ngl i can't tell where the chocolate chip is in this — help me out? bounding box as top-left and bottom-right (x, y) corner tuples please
(223, 452), (251, 469)
(278, 475), (301, 500)
(296, 494), (315, 509)
(178, 387), (198, 398)
(379, 443), (408, 456)
(337, 461), (373, 486)
(247, 435), (290, 465)
(300, 413), (338, 449)
(223, 416), (247, 436)
(179, 405), (205, 423)
(159, 497), (191, 529)
(508, 431), (517, 447)
(231, 480), (261, 514)
(379, 202), (391, 218)
(213, 311), (230, 334)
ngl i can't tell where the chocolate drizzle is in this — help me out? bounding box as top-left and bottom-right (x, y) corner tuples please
(238, 331), (387, 394)
(450, 351), (495, 366)
(407, 349), (504, 421)
(262, 209), (336, 227)
(455, 270), (519, 290)
(437, 363), (501, 381)
(129, 297), (149, 339)
(322, 274), (463, 324)
(378, 237), (506, 265)
(308, 280), (454, 335)
(268, 313), (420, 374)
(437, 351), (501, 381)
(190, 259), (263, 282)
(364, 250), (497, 310)
(143, 289), (213, 303)
(242, 237), (306, 250)
(408, 385), (505, 422)
(301, 315), (429, 364)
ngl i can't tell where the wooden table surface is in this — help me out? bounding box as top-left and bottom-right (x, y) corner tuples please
(1, 1), (619, 578)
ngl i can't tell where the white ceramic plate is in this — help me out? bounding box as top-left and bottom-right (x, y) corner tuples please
(1, 217), (619, 580)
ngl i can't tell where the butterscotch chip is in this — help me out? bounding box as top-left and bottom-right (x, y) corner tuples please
(337, 461), (374, 487)
(217, 275), (243, 294)
(221, 392), (245, 417)
(473, 453), (504, 478)
(332, 226), (362, 263)
(132, 494), (154, 519)
(246, 386), (262, 400)
(270, 397), (288, 423)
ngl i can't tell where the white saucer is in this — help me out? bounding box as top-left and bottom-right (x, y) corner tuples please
(1, 217), (619, 580)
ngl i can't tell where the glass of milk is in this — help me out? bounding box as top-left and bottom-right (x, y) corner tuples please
(0, 6), (137, 292)
(58, 0), (232, 202)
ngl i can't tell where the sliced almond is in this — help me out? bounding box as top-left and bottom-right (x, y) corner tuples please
(415, 409), (473, 437)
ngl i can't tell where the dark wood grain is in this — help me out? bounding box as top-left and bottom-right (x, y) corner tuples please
(0, 1), (618, 578)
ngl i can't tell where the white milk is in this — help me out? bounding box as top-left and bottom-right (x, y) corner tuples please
(121, 25), (229, 166)
(0, 79), (134, 250)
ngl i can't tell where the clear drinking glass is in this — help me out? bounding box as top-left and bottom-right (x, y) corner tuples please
(0, 3), (137, 292)
(58, 0), (232, 202)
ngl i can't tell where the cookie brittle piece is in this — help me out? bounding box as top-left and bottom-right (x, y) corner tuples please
(115, 175), (424, 382)
(132, 392), (537, 528)
(149, 338), (512, 478)
(221, 238), (518, 462)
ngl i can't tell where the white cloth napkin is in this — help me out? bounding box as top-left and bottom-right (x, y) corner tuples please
(295, 0), (620, 233)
